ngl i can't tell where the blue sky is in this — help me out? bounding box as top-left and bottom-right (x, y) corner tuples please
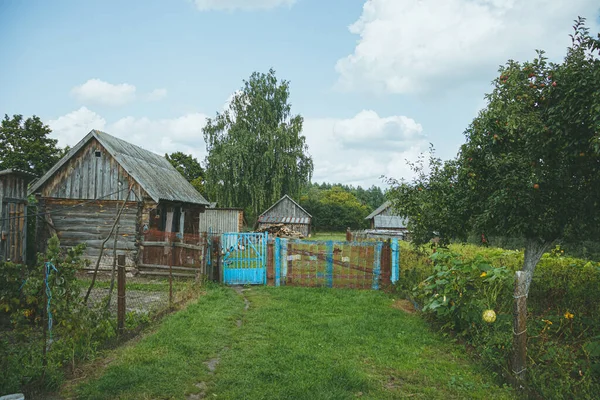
(1, 0), (598, 188)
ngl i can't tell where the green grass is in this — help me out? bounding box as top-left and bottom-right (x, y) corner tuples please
(72, 286), (513, 400)
(307, 231), (347, 241)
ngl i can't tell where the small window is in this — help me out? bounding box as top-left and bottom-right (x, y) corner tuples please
(95, 151), (102, 157)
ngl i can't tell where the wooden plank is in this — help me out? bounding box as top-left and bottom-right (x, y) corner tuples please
(138, 271), (196, 278)
(138, 263), (201, 272)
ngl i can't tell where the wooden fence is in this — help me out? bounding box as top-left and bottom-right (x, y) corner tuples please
(266, 238), (399, 290)
(138, 229), (206, 278)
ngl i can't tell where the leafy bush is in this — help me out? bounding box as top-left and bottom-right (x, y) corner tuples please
(0, 235), (115, 395)
(397, 243), (600, 399)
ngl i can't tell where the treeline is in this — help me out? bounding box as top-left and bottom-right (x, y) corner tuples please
(299, 183), (386, 232)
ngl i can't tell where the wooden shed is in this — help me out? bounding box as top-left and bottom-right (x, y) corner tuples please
(0, 169), (36, 263)
(28, 130), (210, 270)
(257, 194), (311, 237)
(365, 201), (408, 231)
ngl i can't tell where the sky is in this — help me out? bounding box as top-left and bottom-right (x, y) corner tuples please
(1, 0), (599, 189)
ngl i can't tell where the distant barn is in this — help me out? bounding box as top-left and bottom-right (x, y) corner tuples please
(0, 169), (36, 263)
(28, 130), (210, 269)
(257, 195), (311, 237)
(365, 201), (408, 234)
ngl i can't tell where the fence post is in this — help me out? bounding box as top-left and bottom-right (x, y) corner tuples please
(117, 254), (126, 336)
(372, 242), (383, 290)
(391, 239), (399, 284)
(267, 240), (274, 285)
(326, 241), (334, 288)
(274, 237), (281, 287)
(512, 271), (528, 389)
(281, 238), (288, 285)
(346, 227), (352, 242)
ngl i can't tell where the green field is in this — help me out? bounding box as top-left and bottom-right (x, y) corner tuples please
(306, 231), (347, 241)
(71, 285), (513, 400)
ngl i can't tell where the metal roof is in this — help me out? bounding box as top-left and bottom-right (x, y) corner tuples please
(258, 215), (310, 225)
(0, 169), (37, 180)
(365, 200), (392, 220)
(28, 130), (210, 206)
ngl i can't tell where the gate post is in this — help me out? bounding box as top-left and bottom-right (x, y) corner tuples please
(274, 237), (281, 287)
(326, 241), (334, 288)
(372, 242), (383, 290)
(281, 238), (288, 285)
(391, 238), (400, 284)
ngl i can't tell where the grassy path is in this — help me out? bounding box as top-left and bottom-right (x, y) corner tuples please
(72, 286), (513, 399)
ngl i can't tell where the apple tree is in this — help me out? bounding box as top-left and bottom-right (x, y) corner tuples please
(458, 18), (600, 294)
(388, 18), (600, 384)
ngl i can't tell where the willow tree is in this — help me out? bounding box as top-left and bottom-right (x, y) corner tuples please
(203, 69), (313, 220)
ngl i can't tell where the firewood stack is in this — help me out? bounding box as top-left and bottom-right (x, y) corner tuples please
(256, 223), (304, 238)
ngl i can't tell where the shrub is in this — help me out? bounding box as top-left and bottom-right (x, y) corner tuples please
(0, 235), (115, 395)
(398, 243), (600, 399)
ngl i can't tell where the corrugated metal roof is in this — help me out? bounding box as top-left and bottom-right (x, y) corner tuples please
(28, 130), (209, 205)
(258, 215), (310, 224)
(374, 215), (407, 229)
(365, 200), (392, 220)
(0, 169), (37, 180)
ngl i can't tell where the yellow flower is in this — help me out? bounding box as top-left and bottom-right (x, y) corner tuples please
(480, 272), (487, 277)
(564, 311), (574, 319)
(542, 319), (552, 325)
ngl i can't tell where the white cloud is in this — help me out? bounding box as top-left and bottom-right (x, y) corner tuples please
(336, 0), (600, 93)
(303, 111), (427, 187)
(193, 0), (295, 11)
(145, 88), (167, 102)
(71, 79), (137, 106)
(47, 106), (425, 188)
(48, 109), (209, 162)
(48, 107), (106, 147)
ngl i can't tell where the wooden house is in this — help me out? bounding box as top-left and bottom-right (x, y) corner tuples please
(28, 130), (210, 269)
(365, 201), (408, 230)
(257, 194), (311, 237)
(0, 169), (36, 263)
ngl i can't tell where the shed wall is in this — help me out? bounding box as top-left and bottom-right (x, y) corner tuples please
(0, 174), (29, 263)
(43, 198), (139, 269)
(199, 209), (243, 234)
(257, 222), (310, 237)
(263, 197), (310, 219)
(38, 138), (146, 201)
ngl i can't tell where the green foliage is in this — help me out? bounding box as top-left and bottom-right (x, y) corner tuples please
(400, 244), (600, 399)
(0, 114), (65, 176)
(0, 235), (114, 395)
(300, 185), (369, 231)
(165, 151), (205, 194)
(386, 146), (465, 246)
(389, 20), (600, 251)
(203, 68), (313, 221)
(418, 250), (512, 336)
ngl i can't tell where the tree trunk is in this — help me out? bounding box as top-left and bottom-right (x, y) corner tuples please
(522, 237), (552, 294)
(512, 237), (552, 388)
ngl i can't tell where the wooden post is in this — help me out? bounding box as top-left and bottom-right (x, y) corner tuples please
(512, 271), (528, 389)
(214, 236), (222, 283)
(42, 263), (48, 381)
(346, 227), (352, 242)
(169, 241), (175, 308)
(267, 241), (274, 286)
(117, 254), (126, 335)
(379, 239), (392, 287)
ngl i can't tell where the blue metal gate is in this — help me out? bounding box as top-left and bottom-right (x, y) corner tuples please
(221, 232), (268, 285)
